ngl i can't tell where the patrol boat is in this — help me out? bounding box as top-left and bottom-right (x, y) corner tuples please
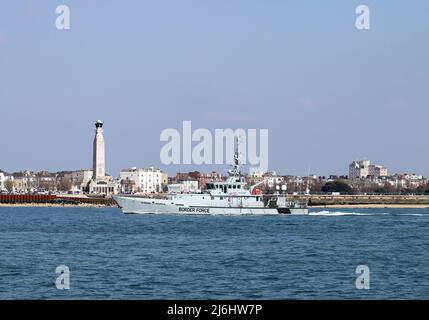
(113, 148), (308, 215)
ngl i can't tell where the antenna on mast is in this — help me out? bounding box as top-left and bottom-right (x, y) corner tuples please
(305, 165), (311, 195)
(228, 135), (241, 177)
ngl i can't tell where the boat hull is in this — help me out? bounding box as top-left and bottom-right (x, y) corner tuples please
(113, 196), (308, 215)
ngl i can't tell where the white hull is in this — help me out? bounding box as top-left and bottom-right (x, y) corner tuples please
(113, 196), (308, 216)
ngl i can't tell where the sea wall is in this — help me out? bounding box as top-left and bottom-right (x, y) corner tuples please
(299, 194), (429, 206)
(0, 194), (116, 206)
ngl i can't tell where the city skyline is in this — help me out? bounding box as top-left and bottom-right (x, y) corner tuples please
(0, 145), (426, 180)
(0, 119), (427, 178)
(1, 1), (428, 176)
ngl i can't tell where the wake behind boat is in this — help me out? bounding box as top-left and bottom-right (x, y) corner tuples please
(113, 143), (308, 216)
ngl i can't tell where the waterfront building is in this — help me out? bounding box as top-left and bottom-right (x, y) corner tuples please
(247, 170), (285, 188)
(349, 160), (388, 180)
(55, 171), (73, 192)
(246, 171), (284, 190)
(197, 172), (223, 190)
(389, 173), (427, 189)
(71, 169), (93, 193)
(250, 170), (265, 178)
(281, 175), (304, 193)
(247, 171), (265, 185)
(0, 171), (5, 191)
(120, 176), (136, 194)
(174, 171), (199, 181)
(120, 166), (167, 194)
(368, 165), (388, 177)
(172, 171), (223, 190)
(349, 160), (370, 179)
(263, 171), (284, 188)
(11, 171), (36, 193)
(35, 171), (57, 192)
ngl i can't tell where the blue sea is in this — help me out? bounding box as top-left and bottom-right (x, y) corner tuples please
(0, 207), (428, 300)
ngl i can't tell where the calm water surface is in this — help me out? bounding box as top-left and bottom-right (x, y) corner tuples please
(0, 207), (428, 299)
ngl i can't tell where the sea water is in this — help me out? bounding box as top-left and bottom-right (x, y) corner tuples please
(0, 207), (428, 299)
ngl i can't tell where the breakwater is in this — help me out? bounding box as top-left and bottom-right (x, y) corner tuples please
(300, 194), (429, 206)
(0, 194), (116, 206)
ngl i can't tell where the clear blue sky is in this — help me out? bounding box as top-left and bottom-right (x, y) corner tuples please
(0, 1), (428, 177)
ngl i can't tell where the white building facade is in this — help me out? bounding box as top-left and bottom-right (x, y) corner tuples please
(11, 171), (36, 193)
(349, 160), (370, 179)
(120, 167), (167, 194)
(389, 174), (427, 189)
(368, 165), (388, 177)
(0, 172), (5, 191)
(349, 160), (388, 180)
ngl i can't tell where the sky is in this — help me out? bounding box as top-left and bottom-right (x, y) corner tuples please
(0, 1), (428, 177)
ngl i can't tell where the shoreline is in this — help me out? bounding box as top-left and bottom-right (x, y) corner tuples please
(310, 204), (429, 209)
(0, 203), (428, 209)
(0, 203), (117, 208)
